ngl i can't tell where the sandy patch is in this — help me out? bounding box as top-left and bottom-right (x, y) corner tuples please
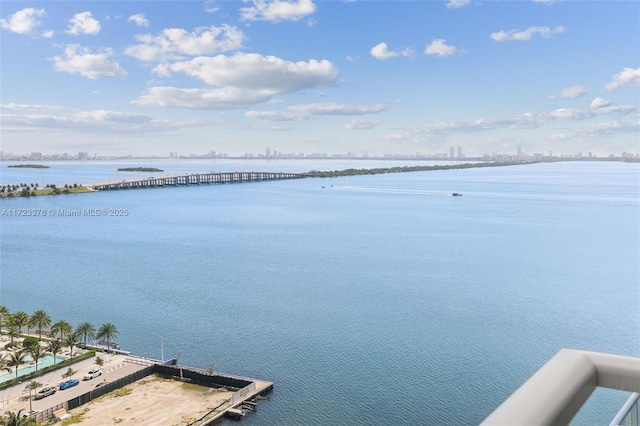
(71, 375), (234, 425)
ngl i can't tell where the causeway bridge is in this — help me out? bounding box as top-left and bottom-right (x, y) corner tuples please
(85, 171), (305, 191)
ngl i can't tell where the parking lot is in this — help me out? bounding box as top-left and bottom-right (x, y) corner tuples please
(0, 354), (149, 415)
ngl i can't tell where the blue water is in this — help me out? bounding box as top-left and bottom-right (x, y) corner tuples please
(0, 160), (638, 425)
(0, 355), (67, 383)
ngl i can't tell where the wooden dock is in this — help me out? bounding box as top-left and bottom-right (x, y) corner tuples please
(85, 171), (305, 191)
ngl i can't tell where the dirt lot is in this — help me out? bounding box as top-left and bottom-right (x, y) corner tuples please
(67, 375), (235, 425)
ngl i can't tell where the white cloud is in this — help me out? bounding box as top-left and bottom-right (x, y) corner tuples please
(66, 11), (100, 35)
(446, 0), (469, 9)
(132, 86), (272, 110)
(125, 25), (245, 62)
(51, 45), (128, 80)
(245, 111), (305, 121)
(0, 109), (205, 134)
(245, 102), (387, 121)
(205, 0), (220, 13)
(345, 118), (382, 129)
(0, 8), (45, 34)
(288, 102), (387, 116)
(0, 103), (67, 112)
(549, 85), (586, 99)
(42, 30), (54, 38)
(424, 39), (461, 56)
(605, 67), (640, 91)
(370, 43), (398, 60)
(240, 0), (317, 23)
(157, 53), (338, 94)
(590, 97), (611, 109)
(386, 103), (636, 142)
(128, 13), (149, 27)
(532, 0), (559, 4)
(491, 26), (564, 42)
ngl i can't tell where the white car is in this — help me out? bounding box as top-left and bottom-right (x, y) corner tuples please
(84, 369), (102, 380)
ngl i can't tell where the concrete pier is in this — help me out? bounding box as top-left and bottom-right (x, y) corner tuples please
(85, 171), (304, 191)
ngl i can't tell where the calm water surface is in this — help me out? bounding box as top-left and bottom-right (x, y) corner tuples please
(1, 160), (638, 425)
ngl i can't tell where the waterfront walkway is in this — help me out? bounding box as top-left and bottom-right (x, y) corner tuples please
(85, 171), (304, 191)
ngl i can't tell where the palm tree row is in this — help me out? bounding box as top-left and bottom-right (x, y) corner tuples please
(0, 306), (119, 376)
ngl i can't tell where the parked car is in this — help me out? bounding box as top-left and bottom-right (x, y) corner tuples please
(84, 369), (102, 380)
(59, 379), (80, 390)
(34, 387), (56, 400)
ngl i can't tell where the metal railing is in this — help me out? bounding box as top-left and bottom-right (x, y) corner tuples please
(482, 349), (640, 425)
(610, 392), (639, 426)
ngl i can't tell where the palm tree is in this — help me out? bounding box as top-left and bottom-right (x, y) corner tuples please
(75, 322), (96, 346)
(64, 331), (81, 358)
(96, 323), (119, 354)
(46, 339), (63, 364)
(30, 310), (51, 340)
(10, 311), (29, 335)
(0, 409), (36, 426)
(28, 344), (46, 371)
(0, 353), (13, 375)
(0, 305), (9, 333)
(25, 381), (42, 413)
(50, 320), (72, 340)
(7, 323), (20, 346)
(7, 350), (28, 378)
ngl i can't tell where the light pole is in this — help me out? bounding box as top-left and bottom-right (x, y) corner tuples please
(154, 334), (164, 362)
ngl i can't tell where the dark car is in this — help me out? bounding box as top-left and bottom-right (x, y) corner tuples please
(34, 387), (56, 400)
(59, 379), (80, 390)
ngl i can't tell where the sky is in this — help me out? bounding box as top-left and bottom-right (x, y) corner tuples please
(0, 0), (639, 158)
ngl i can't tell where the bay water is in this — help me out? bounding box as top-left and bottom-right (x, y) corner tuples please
(0, 160), (638, 425)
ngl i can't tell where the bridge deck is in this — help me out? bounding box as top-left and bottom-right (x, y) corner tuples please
(85, 171), (305, 191)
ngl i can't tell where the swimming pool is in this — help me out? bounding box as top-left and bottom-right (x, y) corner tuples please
(0, 354), (68, 383)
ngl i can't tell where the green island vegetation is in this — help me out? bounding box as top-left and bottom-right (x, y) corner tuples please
(117, 167), (163, 172)
(0, 305), (119, 391)
(304, 160), (533, 178)
(7, 164), (50, 169)
(0, 183), (92, 198)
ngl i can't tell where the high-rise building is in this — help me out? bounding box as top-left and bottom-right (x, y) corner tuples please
(450, 147), (455, 158)
(78, 152), (89, 160)
(517, 146), (522, 158)
(266, 147), (271, 158)
(457, 146), (463, 158)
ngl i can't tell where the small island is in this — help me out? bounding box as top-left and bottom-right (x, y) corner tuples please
(7, 164), (50, 169)
(117, 167), (164, 172)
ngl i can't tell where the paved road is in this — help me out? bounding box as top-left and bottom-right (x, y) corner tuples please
(0, 354), (150, 414)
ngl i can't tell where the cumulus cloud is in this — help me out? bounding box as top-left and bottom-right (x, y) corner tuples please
(605, 67), (640, 91)
(156, 53), (338, 94)
(590, 97), (611, 109)
(491, 25), (564, 42)
(424, 39), (461, 56)
(370, 43), (413, 60)
(51, 45), (128, 80)
(549, 85), (586, 99)
(240, 0), (317, 23)
(66, 11), (100, 35)
(42, 30), (54, 38)
(0, 8), (45, 34)
(446, 0), (469, 9)
(132, 86), (273, 110)
(125, 25), (245, 62)
(345, 118), (382, 129)
(128, 13), (149, 27)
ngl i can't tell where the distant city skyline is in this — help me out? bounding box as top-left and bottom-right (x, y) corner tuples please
(1, 1), (638, 157)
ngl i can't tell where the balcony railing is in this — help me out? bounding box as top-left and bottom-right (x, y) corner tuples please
(482, 349), (640, 425)
(610, 392), (638, 426)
